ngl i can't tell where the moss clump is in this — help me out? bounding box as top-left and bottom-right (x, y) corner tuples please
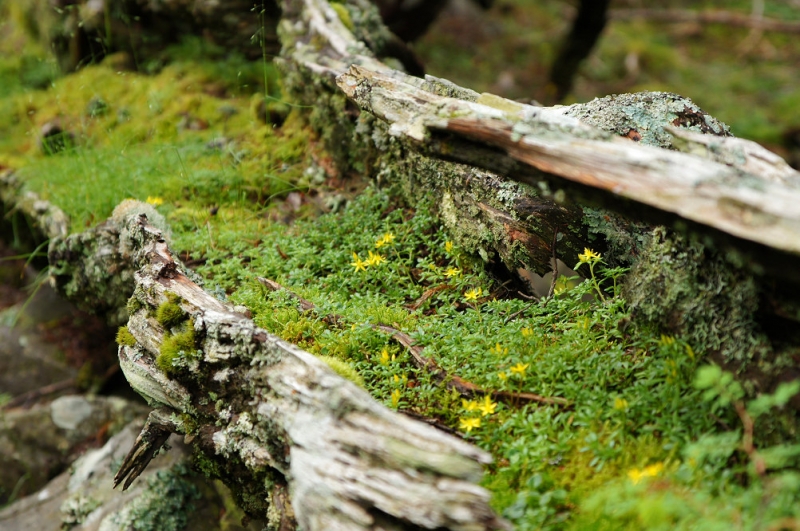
(116, 326), (137, 347)
(156, 319), (198, 377)
(156, 295), (186, 329)
(330, 3), (354, 31)
(318, 355), (365, 388)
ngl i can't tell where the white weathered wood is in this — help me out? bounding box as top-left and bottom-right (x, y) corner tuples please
(111, 211), (507, 531)
(336, 65), (800, 256)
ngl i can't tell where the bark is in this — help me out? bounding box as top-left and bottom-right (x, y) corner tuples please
(279, 0), (800, 283)
(72, 204), (508, 531)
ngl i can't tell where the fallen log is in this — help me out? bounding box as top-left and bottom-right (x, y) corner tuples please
(14, 0), (795, 527)
(276, 0), (800, 399)
(94, 204), (508, 530)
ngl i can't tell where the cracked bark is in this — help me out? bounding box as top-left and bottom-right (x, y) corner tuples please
(89, 207), (508, 531)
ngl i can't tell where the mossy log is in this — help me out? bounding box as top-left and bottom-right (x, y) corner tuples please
(76, 204), (507, 531)
(276, 0), (800, 312)
(277, 0), (800, 403)
(279, 0), (800, 281)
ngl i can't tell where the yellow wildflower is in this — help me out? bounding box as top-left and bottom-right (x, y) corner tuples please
(613, 397), (629, 411)
(578, 248), (601, 263)
(444, 241), (453, 253)
(490, 343), (508, 356)
(510, 362), (529, 378)
(444, 267), (461, 278)
(391, 389), (402, 408)
(351, 252), (367, 272)
(459, 416), (481, 433)
(146, 196), (164, 206)
(628, 462), (664, 484)
(379, 348), (390, 365)
(464, 288), (482, 302)
(478, 395), (497, 417)
(461, 399), (479, 412)
(521, 327), (533, 337)
(375, 232), (395, 248)
(498, 372), (507, 382)
(365, 250), (386, 266)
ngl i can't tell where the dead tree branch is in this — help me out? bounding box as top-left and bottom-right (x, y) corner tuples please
(101, 208), (508, 530)
(610, 8), (800, 34)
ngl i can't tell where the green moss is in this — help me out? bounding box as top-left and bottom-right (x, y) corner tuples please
(156, 319), (198, 377)
(126, 295), (144, 316)
(110, 464), (201, 531)
(156, 296), (187, 329)
(116, 326), (137, 347)
(318, 355), (365, 388)
(330, 3), (355, 32)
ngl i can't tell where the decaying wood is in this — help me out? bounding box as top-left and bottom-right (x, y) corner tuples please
(101, 207), (507, 530)
(279, 0), (599, 276)
(257, 277), (570, 408)
(0, 169), (69, 241)
(610, 8), (800, 34)
(279, 0), (800, 281)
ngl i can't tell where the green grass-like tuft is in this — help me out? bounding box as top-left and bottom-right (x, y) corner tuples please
(318, 355), (366, 388)
(116, 326), (137, 347)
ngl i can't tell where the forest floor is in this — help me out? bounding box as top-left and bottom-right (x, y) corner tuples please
(1, 1), (799, 529)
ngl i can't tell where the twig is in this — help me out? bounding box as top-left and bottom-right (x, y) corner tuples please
(1, 378), (77, 410)
(407, 284), (452, 310)
(609, 8), (800, 34)
(257, 277), (344, 326)
(257, 277), (571, 407)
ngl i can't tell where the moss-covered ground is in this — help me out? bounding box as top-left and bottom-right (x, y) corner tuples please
(1, 1), (799, 529)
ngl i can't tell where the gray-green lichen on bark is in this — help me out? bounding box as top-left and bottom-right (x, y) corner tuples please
(278, 0), (800, 406)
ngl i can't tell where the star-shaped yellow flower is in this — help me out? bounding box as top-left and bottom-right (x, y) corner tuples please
(464, 288), (482, 301)
(478, 395), (497, 417)
(365, 250), (386, 266)
(445, 267), (461, 278)
(459, 416), (481, 433)
(375, 233), (395, 248)
(351, 252), (367, 272)
(510, 362), (529, 378)
(578, 248), (601, 263)
(461, 399), (479, 412)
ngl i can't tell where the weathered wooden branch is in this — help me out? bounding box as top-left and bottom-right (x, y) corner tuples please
(96, 206), (508, 530)
(610, 8), (800, 34)
(275, 0), (800, 400)
(279, 0), (800, 284)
